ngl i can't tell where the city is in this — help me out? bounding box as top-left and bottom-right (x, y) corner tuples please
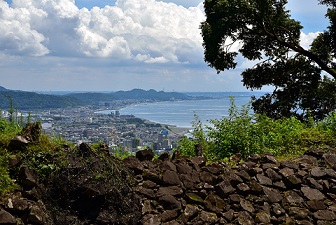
(1, 102), (190, 155)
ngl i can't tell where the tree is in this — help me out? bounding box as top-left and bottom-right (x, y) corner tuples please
(201, 0), (336, 120)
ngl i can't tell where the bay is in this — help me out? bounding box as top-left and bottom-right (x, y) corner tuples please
(109, 92), (266, 128)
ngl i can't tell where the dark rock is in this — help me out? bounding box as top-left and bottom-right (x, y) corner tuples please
(307, 177), (323, 190)
(305, 148), (325, 158)
(221, 170), (243, 186)
(297, 220), (314, 225)
(272, 203), (285, 215)
(177, 204), (199, 223)
(215, 180), (236, 197)
(136, 149), (154, 161)
(325, 168), (336, 178)
(8, 135), (29, 151)
(199, 171), (216, 185)
(237, 211), (254, 225)
(311, 167), (327, 178)
(280, 160), (299, 170)
(157, 186), (183, 197)
(158, 152), (170, 161)
(295, 155), (318, 166)
(204, 192), (226, 213)
(161, 210), (178, 223)
(141, 214), (161, 225)
(135, 186), (156, 199)
(279, 167), (295, 177)
(4, 195), (29, 214)
(179, 173), (197, 190)
(157, 194), (181, 210)
(191, 211), (218, 225)
(0, 210), (16, 224)
(313, 210), (336, 220)
(288, 207), (310, 219)
(247, 154), (261, 163)
(142, 180), (158, 189)
(236, 170), (251, 181)
(240, 199), (255, 213)
(123, 156), (144, 174)
(161, 161), (177, 172)
(237, 183), (250, 192)
(286, 174), (302, 187)
(301, 186), (325, 201)
(249, 180), (263, 193)
(256, 174), (273, 186)
(284, 190), (304, 206)
(307, 200), (327, 211)
(176, 163), (192, 174)
(263, 186), (283, 203)
(202, 163), (224, 175)
(261, 154), (278, 164)
(323, 154), (336, 170)
(190, 156), (206, 168)
(162, 170), (181, 186)
(229, 193), (241, 203)
(255, 211), (271, 224)
(19, 166), (37, 188)
(223, 209), (235, 222)
(265, 168), (282, 181)
(273, 181), (287, 189)
(143, 170), (162, 184)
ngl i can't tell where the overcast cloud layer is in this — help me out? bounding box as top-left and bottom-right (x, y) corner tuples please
(0, 0), (329, 92)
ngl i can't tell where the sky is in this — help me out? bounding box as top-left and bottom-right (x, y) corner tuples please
(0, 0), (330, 92)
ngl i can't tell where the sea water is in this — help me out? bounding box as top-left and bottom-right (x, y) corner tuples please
(117, 92), (266, 128)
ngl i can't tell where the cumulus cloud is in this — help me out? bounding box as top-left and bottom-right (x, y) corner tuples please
(300, 32), (320, 50)
(0, 0), (205, 64)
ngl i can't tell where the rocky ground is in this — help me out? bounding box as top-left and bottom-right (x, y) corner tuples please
(1, 126), (336, 224)
(125, 148), (336, 225)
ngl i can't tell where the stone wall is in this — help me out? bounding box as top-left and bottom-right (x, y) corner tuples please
(124, 149), (336, 225)
(2, 147), (336, 225)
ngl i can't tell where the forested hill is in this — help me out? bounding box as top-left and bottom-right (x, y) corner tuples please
(0, 87), (84, 110)
(0, 87), (203, 110)
(65, 88), (200, 104)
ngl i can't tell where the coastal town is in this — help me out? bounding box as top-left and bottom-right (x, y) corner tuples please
(1, 102), (190, 155)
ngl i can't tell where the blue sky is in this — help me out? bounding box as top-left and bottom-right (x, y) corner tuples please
(0, 0), (329, 92)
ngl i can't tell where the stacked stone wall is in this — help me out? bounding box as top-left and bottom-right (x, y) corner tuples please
(125, 149), (336, 225)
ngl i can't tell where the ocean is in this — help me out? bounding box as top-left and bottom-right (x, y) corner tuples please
(111, 92), (266, 128)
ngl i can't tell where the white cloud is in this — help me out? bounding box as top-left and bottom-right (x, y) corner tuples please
(0, 0), (205, 63)
(300, 32), (320, 50)
(0, 1), (49, 56)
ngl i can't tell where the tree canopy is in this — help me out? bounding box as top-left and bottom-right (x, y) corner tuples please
(201, 0), (336, 120)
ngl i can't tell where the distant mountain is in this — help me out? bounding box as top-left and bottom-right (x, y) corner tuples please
(0, 87), (207, 110)
(0, 86), (8, 91)
(0, 88), (84, 110)
(65, 88), (201, 104)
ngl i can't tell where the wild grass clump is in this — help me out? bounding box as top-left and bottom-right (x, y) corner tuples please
(178, 97), (336, 161)
(0, 119), (21, 197)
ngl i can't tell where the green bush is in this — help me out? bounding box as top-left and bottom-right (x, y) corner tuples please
(180, 97), (336, 161)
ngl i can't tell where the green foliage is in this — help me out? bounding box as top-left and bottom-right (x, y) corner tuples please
(317, 112), (336, 135)
(201, 0), (336, 120)
(0, 154), (17, 197)
(110, 146), (134, 159)
(179, 98), (336, 161)
(178, 136), (196, 157)
(0, 119), (21, 197)
(178, 114), (212, 158)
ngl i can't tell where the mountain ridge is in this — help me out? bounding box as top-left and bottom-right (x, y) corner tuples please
(0, 87), (205, 110)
